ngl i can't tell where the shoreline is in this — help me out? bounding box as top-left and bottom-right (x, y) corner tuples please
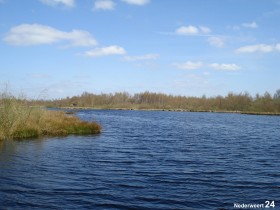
(58, 107), (280, 116)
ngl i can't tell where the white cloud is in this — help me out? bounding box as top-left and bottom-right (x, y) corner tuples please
(124, 54), (159, 61)
(84, 45), (126, 57)
(235, 44), (276, 53)
(228, 21), (258, 31)
(199, 26), (211, 33)
(4, 24), (97, 47)
(175, 25), (211, 36)
(174, 61), (203, 70)
(93, 0), (115, 10)
(242, 21), (258, 28)
(208, 36), (224, 48)
(276, 44), (280, 51)
(40, 0), (75, 7)
(209, 63), (240, 71)
(176, 25), (199, 35)
(121, 0), (149, 6)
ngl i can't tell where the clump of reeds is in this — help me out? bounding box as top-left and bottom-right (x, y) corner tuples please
(0, 91), (101, 140)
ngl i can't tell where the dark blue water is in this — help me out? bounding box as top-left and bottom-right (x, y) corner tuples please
(0, 110), (279, 209)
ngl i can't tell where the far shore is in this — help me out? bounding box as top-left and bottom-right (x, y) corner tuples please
(59, 107), (280, 116)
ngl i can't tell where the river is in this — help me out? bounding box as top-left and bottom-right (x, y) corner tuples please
(0, 110), (279, 209)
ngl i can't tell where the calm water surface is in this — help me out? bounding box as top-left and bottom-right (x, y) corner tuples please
(0, 110), (279, 209)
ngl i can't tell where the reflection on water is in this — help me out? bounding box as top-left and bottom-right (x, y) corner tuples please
(0, 110), (279, 209)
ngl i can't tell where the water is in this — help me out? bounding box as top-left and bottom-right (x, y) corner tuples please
(0, 110), (279, 209)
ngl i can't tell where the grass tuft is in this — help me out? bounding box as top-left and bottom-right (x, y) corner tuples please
(12, 128), (40, 139)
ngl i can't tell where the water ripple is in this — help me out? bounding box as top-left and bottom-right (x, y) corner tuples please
(0, 110), (279, 209)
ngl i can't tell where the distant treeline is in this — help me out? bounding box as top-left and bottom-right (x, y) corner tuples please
(35, 90), (280, 113)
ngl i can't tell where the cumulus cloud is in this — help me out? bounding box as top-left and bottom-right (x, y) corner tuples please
(175, 25), (211, 35)
(235, 44), (277, 53)
(124, 54), (159, 61)
(208, 36), (224, 48)
(174, 61), (203, 70)
(176, 25), (198, 35)
(84, 45), (126, 57)
(93, 0), (115, 10)
(40, 0), (75, 7)
(121, 0), (149, 6)
(242, 21), (258, 28)
(3, 24), (97, 47)
(209, 63), (240, 71)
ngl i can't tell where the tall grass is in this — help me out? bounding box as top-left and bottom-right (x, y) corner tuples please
(0, 92), (101, 140)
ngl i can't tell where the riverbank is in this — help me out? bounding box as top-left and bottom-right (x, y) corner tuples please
(60, 106), (280, 116)
(0, 98), (101, 140)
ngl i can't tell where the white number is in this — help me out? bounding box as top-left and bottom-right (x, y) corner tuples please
(265, 201), (275, 208)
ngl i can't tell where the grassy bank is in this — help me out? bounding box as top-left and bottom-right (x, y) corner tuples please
(0, 94), (101, 140)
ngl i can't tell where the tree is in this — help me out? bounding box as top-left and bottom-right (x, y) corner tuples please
(273, 89), (280, 112)
(273, 89), (280, 100)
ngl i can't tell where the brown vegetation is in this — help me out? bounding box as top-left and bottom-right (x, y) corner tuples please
(0, 92), (101, 140)
(36, 90), (280, 114)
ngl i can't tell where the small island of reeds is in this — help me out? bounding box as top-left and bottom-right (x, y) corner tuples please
(0, 92), (101, 140)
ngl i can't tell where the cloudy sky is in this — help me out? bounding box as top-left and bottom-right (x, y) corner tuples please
(1, 0), (280, 98)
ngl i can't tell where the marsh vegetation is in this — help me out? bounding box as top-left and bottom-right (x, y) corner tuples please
(0, 92), (101, 140)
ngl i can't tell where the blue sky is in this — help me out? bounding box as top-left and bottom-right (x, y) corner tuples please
(1, 0), (280, 99)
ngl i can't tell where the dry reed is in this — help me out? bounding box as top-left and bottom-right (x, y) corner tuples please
(0, 92), (101, 140)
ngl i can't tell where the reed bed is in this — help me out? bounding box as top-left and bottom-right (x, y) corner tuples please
(0, 93), (101, 140)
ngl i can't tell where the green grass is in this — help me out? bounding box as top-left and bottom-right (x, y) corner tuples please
(0, 93), (101, 140)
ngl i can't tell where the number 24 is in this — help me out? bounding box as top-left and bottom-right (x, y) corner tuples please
(265, 201), (275, 208)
